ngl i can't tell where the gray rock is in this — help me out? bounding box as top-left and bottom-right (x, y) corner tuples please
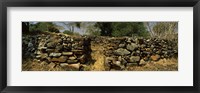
(47, 42), (56, 48)
(48, 62), (56, 69)
(129, 56), (140, 63)
(28, 42), (33, 47)
(67, 60), (78, 64)
(55, 44), (63, 51)
(40, 53), (48, 60)
(119, 43), (126, 48)
(69, 56), (77, 60)
(62, 52), (73, 56)
(46, 49), (54, 53)
(126, 43), (138, 51)
(68, 63), (80, 70)
(114, 48), (130, 56)
(36, 51), (42, 55)
(36, 55), (41, 59)
(126, 63), (138, 66)
(60, 63), (69, 67)
(49, 53), (62, 57)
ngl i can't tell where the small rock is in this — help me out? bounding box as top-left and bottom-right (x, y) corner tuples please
(40, 53), (48, 60)
(36, 55), (41, 59)
(78, 55), (86, 64)
(49, 53), (62, 57)
(150, 54), (160, 61)
(126, 63), (138, 66)
(60, 63), (68, 67)
(114, 48), (130, 56)
(71, 50), (84, 54)
(48, 62), (56, 68)
(129, 56), (140, 63)
(67, 60), (78, 64)
(51, 56), (68, 62)
(38, 47), (47, 50)
(139, 59), (146, 65)
(47, 42), (56, 48)
(69, 56), (77, 60)
(46, 49), (54, 53)
(68, 63), (81, 70)
(55, 44), (63, 51)
(28, 42), (33, 47)
(62, 52), (73, 56)
(126, 43), (138, 51)
(119, 43), (126, 48)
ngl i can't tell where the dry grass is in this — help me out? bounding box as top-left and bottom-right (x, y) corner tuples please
(84, 43), (106, 71)
(126, 58), (178, 71)
(22, 59), (78, 71)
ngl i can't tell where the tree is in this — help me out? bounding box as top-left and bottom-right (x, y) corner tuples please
(86, 23), (101, 36)
(61, 22), (81, 32)
(29, 22), (61, 33)
(111, 22), (149, 37)
(22, 22), (29, 33)
(94, 22), (113, 36)
(152, 22), (178, 40)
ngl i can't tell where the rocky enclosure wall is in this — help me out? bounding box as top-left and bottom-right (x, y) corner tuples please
(23, 33), (178, 71)
(92, 36), (178, 70)
(22, 33), (91, 71)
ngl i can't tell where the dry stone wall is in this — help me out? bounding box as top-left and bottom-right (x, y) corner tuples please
(92, 36), (178, 70)
(22, 33), (91, 71)
(23, 33), (178, 71)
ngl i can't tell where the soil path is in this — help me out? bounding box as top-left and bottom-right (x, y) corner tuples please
(90, 42), (106, 71)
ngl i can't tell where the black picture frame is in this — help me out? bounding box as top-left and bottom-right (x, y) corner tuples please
(0, 0), (199, 93)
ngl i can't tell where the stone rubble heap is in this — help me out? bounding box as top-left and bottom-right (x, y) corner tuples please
(22, 33), (91, 71)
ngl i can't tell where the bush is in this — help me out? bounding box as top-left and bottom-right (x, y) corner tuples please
(63, 30), (80, 36)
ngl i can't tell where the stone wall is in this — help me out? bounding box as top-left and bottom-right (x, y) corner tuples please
(22, 33), (178, 71)
(22, 33), (91, 71)
(92, 36), (178, 70)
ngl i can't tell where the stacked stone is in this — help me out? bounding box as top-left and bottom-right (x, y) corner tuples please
(22, 33), (91, 71)
(103, 37), (178, 71)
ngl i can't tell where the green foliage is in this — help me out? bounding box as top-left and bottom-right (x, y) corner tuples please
(86, 24), (101, 36)
(63, 30), (80, 36)
(93, 22), (149, 37)
(48, 26), (59, 33)
(94, 22), (112, 36)
(29, 22), (60, 33)
(22, 22), (29, 33)
(111, 22), (149, 37)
